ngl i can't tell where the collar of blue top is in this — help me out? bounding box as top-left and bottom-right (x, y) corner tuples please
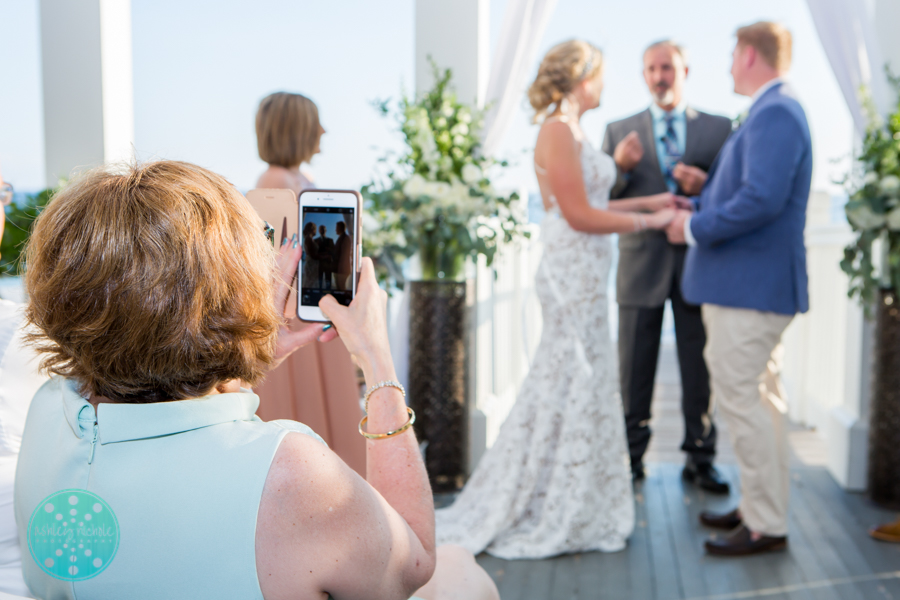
(59, 378), (259, 444)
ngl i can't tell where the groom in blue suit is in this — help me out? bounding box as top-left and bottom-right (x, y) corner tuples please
(667, 21), (812, 556)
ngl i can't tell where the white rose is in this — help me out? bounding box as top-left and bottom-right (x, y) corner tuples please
(451, 123), (469, 137)
(435, 117), (448, 129)
(457, 110), (472, 124)
(449, 181), (471, 207)
(462, 163), (483, 185)
(880, 175), (900, 196)
(403, 174), (427, 198)
(864, 172), (880, 186)
(453, 135), (466, 146)
(441, 103), (454, 117)
(423, 181), (450, 199)
(847, 205), (886, 229)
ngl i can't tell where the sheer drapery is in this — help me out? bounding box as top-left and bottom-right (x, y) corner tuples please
(805, 0), (891, 130)
(481, 0), (559, 156)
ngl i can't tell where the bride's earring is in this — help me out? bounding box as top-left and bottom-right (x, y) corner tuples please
(559, 97), (571, 117)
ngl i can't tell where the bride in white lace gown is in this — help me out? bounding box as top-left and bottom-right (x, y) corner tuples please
(435, 40), (680, 560)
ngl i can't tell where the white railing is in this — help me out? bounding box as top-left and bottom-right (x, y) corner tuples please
(781, 192), (870, 490)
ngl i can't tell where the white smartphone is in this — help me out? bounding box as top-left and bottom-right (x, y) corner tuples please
(297, 189), (362, 322)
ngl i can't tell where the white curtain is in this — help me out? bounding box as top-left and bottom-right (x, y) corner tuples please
(805, 0), (891, 131)
(481, 0), (559, 156)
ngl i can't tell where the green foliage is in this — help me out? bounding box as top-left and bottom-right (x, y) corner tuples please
(0, 188), (54, 276)
(842, 70), (900, 311)
(362, 63), (531, 287)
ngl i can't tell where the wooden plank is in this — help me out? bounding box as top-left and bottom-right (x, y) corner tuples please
(783, 488), (845, 600)
(788, 469), (879, 599)
(490, 556), (556, 599)
(577, 547), (636, 599)
(788, 470), (868, 600)
(643, 474), (687, 600)
(618, 481), (656, 599)
(796, 468), (900, 597)
(549, 553), (583, 600)
(658, 464), (713, 599)
(475, 553), (507, 590)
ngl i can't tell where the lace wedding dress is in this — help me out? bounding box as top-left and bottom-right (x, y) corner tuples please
(435, 133), (635, 560)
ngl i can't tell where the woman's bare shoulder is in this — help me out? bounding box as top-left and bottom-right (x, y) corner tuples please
(535, 119), (578, 164)
(256, 431), (391, 598)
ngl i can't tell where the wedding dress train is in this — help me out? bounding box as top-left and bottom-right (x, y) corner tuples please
(435, 136), (635, 559)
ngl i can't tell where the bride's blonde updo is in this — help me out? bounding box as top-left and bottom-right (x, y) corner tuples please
(528, 40), (604, 123)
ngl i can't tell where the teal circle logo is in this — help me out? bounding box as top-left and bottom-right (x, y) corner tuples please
(27, 489), (119, 581)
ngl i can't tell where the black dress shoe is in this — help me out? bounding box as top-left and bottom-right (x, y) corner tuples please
(705, 524), (787, 556)
(699, 508), (742, 529)
(683, 461), (730, 494)
(632, 465), (645, 482)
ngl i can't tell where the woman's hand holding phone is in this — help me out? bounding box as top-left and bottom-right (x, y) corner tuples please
(318, 258), (394, 384)
(270, 236), (339, 370)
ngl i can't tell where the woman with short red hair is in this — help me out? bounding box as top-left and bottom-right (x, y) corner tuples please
(15, 160), (496, 600)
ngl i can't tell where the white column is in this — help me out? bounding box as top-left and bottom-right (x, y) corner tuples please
(415, 0), (489, 106)
(414, 0), (490, 473)
(39, 0), (134, 187)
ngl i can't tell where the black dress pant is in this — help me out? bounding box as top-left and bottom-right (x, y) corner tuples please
(618, 247), (716, 470)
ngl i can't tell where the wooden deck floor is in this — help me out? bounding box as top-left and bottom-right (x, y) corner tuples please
(459, 345), (900, 599)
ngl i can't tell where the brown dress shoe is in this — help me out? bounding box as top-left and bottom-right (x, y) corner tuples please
(705, 525), (787, 556)
(870, 518), (900, 543)
(699, 508), (742, 530)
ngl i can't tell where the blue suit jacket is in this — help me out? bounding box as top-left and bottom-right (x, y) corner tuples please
(682, 82), (812, 315)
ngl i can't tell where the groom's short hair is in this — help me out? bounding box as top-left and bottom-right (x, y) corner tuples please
(643, 40), (688, 67)
(736, 22), (792, 73)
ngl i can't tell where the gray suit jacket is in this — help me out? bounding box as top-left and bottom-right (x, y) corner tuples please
(601, 107), (732, 307)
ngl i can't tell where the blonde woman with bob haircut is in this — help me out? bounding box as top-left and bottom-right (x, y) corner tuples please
(436, 40), (682, 560)
(254, 92), (365, 476)
(256, 92), (325, 192)
(15, 160), (498, 600)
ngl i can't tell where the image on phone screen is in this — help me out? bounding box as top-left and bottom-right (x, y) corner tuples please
(300, 206), (355, 307)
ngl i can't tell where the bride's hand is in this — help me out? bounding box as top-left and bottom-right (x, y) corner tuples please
(270, 236), (339, 370)
(644, 208), (677, 230)
(644, 192), (677, 212)
(674, 196), (694, 211)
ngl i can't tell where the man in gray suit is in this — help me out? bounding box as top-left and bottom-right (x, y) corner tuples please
(602, 40), (732, 492)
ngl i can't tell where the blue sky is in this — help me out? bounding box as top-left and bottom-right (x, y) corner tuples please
(1, 0), (852, 196)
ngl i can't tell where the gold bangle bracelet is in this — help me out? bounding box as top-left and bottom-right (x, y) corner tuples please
(358, 407), (416, 440)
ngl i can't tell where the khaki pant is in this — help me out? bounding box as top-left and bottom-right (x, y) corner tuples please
(702, 304), (793, 536)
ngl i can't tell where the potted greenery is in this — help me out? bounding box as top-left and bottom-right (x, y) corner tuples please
(0, 189), (54, 300)
(841, 72), (900, 508)
(363, 67), (529, 491)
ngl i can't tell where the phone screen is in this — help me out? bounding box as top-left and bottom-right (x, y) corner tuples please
(299, 206), (356, 307)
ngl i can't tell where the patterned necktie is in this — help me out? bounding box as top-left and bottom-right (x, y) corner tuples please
(661, 113), (682, 193)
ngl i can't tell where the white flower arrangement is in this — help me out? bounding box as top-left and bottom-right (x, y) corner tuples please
(362, 66), (530, 285)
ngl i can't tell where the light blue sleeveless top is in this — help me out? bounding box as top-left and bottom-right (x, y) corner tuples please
(14, 377), (325, 600)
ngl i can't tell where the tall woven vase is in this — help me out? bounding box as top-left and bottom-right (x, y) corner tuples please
(868, 288), (900, 508)
(408, 280), (471, 493)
